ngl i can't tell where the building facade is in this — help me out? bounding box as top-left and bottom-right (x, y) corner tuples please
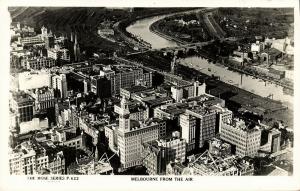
(117, 97), (160, 169)
(185, 107), (217, 148)
(100, 67), (152, 95)
(10, 92), (35, 123)
(25, 57), (56, 70)
(180, 113), (196, 152)
(9, 141), (65, 175)
(29, 87), (55, 112)
(220, 119), (262, 157)
(51, 74), (68, 98)
(47, 48), (70, 62)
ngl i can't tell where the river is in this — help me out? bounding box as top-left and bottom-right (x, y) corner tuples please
(126, 14), (293, 106)
(126, 15), (180, 49)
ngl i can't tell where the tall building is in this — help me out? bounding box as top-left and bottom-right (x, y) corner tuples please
(45, 31), (55, 49)
(260, 128), (281, 154)
(270, 129), (281, 153)
(114, 100), (149, 122)
(185, 106), (217, 148)
(220, 119), (261, 157)
(29, 87), (55, 112)
(90, 75), (111, 99)
(73, 33), (80, 62)
(142, 133), (186, 175)
(51, 74), (68, 98)
(10, 92), (35, 123)
(142, 141), (167, 175)
(180, 113), (196, 152)
(47, 47), (70, 62)
(25, 57), (56, 70)
(104, 123), (119, 153)
(100, 66), (152, 95)
(171, 81), (206, 102)
(156, 135), (186, 163)
(117, 97), (161, 169)
(210, 104), (233, 134)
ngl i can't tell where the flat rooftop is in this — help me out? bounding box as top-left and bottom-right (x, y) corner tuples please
(12, 92), (35, 103)
(144, 97), (173, 107)
(159, 103), (189, 116)
(123, 85), (149, 93)
(187, 106), (214, 116)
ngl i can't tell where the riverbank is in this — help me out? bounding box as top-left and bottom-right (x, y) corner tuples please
(149, 19), (189, 45)
(116, 8), (198, 50)
(124, 50), (292, 128)
(149, 8), (217, 46)
(176, 61), (293, 129)
(124, 8), (293, 128)
(145, 8), (294, 91)
(196, 49), (293, 91)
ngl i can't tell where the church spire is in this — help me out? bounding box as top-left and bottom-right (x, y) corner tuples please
(70, 31), (74, 42)
(74, 33), (78, 44)
(95, 146), (99, 161)
(74, 32), (80, 62)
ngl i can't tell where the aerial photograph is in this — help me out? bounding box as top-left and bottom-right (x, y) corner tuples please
(8, 7), (294, 176)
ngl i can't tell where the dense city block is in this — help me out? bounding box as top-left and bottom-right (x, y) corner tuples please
(8, 7), (293, 176)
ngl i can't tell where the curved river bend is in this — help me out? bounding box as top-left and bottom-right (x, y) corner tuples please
(126, 15), (293, 106)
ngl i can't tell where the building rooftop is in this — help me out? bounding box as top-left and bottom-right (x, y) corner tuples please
(112, 65), (142, 74)
(128, 117), (162, 132)
(187, 105), (215, 116)
(144, 97), (173, 108)
(263, 48), (282, 57)
(12, 92), (35, 103)
(159, 103), (189, 116)
(30, 86), (53, 95)
(224, 118), (260, 133)
(188, 150), (253, 175)
(123, 85), (149, 93)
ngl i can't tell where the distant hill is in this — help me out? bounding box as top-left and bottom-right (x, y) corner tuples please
(9, 7), (130, 33)
(8, 7), (193, 56)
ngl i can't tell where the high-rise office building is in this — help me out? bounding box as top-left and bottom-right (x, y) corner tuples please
(100, 66), (152, 95)
(220, 119), (261, 157)
(90, 75), (111, 99)
(45, 31), (54, 49)
(51, 74), (68, 98)
(180, 113), (197, 152)
(117, 97), (161, 169)
(210, 104), (233, 134)
(29, 87), (55, 112)
(185, 106), (217, 149)
(47, 47), (70, 62)
(10, 92), (35, 123)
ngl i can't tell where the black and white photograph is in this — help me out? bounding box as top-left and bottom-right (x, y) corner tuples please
(0, 0), (299, 191)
